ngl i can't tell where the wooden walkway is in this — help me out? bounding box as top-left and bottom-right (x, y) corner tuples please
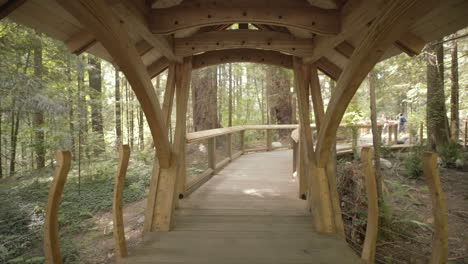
(121, 150), (362, 264)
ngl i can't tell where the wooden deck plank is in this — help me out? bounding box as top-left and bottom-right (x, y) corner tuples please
(121, 150), (362, 264)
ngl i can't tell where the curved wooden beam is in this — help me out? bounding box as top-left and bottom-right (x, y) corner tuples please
(44, 151), (72, 264)
(148, 48), (293, 78)
(315, 0), (439, 167)
(175, 31), (314, 57)
(59, 0), (172, 167)
(149, 7), (340, 36)
(113, 145), (130, 259)
(192, 49), (293, 69)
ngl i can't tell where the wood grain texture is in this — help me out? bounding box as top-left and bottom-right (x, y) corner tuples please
(175, 30), (315, 57)
(113, 145), (130, 259)
(422, 152), (448, 264)
(150, 6), (340, 35)
(360, 147), (379, 263)
(44, 151), (72, 264)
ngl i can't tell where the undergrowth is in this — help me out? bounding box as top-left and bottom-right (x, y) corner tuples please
(0, 158), (151, 263)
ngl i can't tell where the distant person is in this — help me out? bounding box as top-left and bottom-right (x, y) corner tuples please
(398, 113), (407, 133)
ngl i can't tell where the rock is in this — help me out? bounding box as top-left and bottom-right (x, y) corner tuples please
(137, 215), (145, 224)
(272, 142), (282, 147)
(455, 159), (464, 168)
(379, 158), (392, 169)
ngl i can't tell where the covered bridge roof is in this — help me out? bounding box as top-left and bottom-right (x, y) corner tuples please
(2, 0), (468, 80)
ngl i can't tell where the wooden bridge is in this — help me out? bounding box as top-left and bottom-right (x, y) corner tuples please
(2, 0), (465, 263)
(121, 150), (362, 264)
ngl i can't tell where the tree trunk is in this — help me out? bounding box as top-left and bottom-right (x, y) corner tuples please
(450, 37), (459, 141)
(266, 66), (292, 136)
(228, 63), (233, 127)
(426, 40), (450, 151)
(139, 107), (144, 150)
(191, 66), (219, 131)
(130, 91), (135, 148)
(67, 56), (75, 159)
(115, 68), (122, 146)
(33, 40), (45, 168)
(88, 55), (105, 154)
(0, 110), (2, 178)
(9, 110), (20, 176)
(368, 70), (383, 199)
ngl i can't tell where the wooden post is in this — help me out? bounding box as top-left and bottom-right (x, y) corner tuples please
(420, 121), (424, 144)
(113, 145), (130, 259)
(361, 147), (378, 263)
(44, 151), (72, 264)
(227, 133), (232, 160)
(145, 57), (192, 232)
(409, 123), (413, 144)
(298, 134), (308, 200)
(422, 152), (448, 264)
(387, 123), (392, 145)
(292, 138), (298, 173)
(266, 129), (273, 151)
(394, 124), (398, 144)
(208, 137), (216, 170)
(240, 130), (245, 153)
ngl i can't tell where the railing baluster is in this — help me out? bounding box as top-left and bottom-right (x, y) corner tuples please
(208, 137), (216, 171)
(44, 151), (72, 264)
(227, 133), (232, 160)
(240, 130), (245, 153)
(113, 145), (130, 258)
(422, 152), (448, 264)
(420, 121), (424, 144)
(266, 129), (273, 151)
(361, 147), (379, 263)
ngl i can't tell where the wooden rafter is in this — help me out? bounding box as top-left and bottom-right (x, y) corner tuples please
(316, 57), (342, 81)
(58, 0), (172, 167)
(0, 0), (26, 20)
(149, 6), (340, 36)
(112, 1), (181, 62)
(174, 30), (315, 57)
(65, 29), (96, 55)
(315, 0), (439, 167)
(394, 31), (426, 57)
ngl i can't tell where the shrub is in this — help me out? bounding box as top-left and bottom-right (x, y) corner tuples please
(404, 146), (424, 179)
(439, 140), (464, 168)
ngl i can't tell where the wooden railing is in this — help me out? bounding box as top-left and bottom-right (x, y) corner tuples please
(181, 124), (297, 197)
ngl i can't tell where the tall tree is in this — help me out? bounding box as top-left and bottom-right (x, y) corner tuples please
(266, 66), (292, 136)
(426, 40), (450, 151)
(115, 69), (122, 146)
(67, 56), (75, 158)
(138, 107), (144, 150)
(450, 37), (459, 140)
(191, 66), (219, 131)
(87, 55), (105, 154)
(33, 37), (45, 169)
(228, 63), (233, 127)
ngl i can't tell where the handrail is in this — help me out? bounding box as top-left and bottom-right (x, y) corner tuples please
(290, 123), (385, 144)
(44, 151), (72, 264)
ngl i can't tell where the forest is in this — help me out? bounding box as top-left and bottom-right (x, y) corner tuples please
(0, 19), (467, 264)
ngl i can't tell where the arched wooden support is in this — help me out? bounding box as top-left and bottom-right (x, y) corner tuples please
(192, 49), (293, 70)
(162, 62), (177, 132)
(315, 0), (439, 168)
(149, 48), (294, 79)
(113, 145), (130, 259)
(145, 57), (193, 232)
(58, 0), (172, 168)
(149, 6), (340, 36)
(309, 64), (344, 235)
(293, 57), (335, 233)
(361, 147), (379, 263)
(422, 152), (448, 264)
(174, 31), (315, 57)
(44, 151), (72, 264)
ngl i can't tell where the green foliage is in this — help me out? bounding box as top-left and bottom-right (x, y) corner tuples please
(404, 146), (424, 179)
(439, 140), (464, 168)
